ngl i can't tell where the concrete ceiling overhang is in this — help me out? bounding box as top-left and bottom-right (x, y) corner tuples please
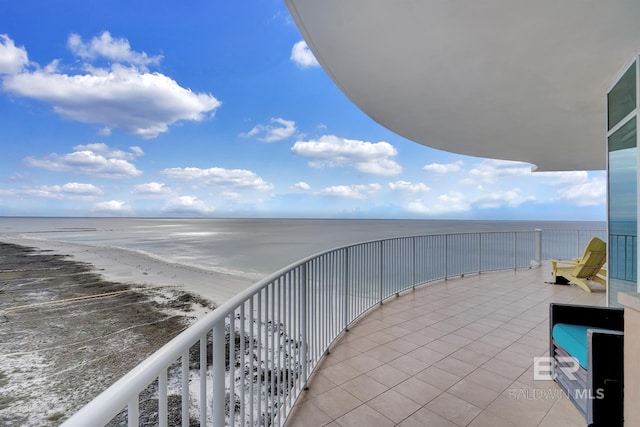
(285, 0), (640, 171)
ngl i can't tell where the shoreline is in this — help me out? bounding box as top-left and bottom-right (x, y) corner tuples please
(0, 233), (257, 307)
(0, 239), (225, 425)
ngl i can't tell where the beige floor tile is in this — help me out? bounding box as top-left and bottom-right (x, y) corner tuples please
(385, 337), (420, 354)
(301, 371), (339, 400)
(493, 349), (536, 369)
(365, 364), (411, 388)
(484, 393), (551, 427)
(367, 344), (404, 363)
(397, 407), (458, 427)
(344, 336), (378, 353)
(434, 356), (476, 377)
(477, 334), (515, 349)
(537, 395), (585, 427)
(481, 358), (529, 380)
(464, 367), (514, 394)
(340, 374), (388, 402)
(454, 327), (486, 340)
(310, 386), (363, 420)
(415, 365), (461, 391)
(334, 404), (395, 427)
(424, 338), (461, 355)
(367, 389), (422, 423)
(418, 326), (450, 339)
(447, 378), (500, 408)
(439, 332), (474, 347)
(427, 392), (483, 426)
(318, 361), (362, 385)
(465, 340), (503, 357)
(467, 409), (522, 427)
(365, 330), (397, 345)
(342, 353), (384, 373)
(450, 347), (492, 367)
(401, 331), (436, 346)
(406, 346), (447, 365)
(393, 376), (441, 405)
(388, 353), (433, 375)
(382, 324), (413, 337)
(285, 400), (332, 427)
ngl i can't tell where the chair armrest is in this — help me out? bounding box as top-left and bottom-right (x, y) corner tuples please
(587, 330), (623, 425)
(549, 304), (624, 330)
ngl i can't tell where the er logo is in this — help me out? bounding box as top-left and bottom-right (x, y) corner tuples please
(533, 356), (580, 381)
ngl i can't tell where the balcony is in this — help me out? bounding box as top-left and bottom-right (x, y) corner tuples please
(286, 268), (604, 427)
(63, 229), (606, 426)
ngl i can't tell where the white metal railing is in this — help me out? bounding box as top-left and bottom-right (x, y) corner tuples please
(62, 228), (605, 427)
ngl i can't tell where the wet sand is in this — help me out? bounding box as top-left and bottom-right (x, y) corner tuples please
(0, 239), (234, 426)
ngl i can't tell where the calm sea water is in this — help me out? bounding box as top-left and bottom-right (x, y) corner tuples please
(0, 218), (605, 278)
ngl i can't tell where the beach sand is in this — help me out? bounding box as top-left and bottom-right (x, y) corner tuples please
(0, 235), (256, 426)
(0, 234), (257, 305)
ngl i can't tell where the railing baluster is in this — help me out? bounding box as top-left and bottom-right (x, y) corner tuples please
(181, 350), (189, 427)
(127, 397), (138, 427)
(212, 321), (225, 427)
(159, 370), (168, 427)
(229, 312), (236, 425)
(199, 334), (206, 426)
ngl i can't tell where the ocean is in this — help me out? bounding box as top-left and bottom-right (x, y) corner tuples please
(0, 217), (605, 279)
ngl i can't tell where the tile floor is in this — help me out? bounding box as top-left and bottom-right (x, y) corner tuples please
(285, 265), (605, 427)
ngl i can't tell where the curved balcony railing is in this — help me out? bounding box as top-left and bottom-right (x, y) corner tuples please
(62, 228), (605, 427)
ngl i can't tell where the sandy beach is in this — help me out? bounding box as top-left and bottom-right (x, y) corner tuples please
(0, 233), (257, 306)
(0, 235), (256, 426)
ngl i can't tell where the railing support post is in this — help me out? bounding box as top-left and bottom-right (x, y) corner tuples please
(379, 241), (383, 305)
(212, 321), (225, 427)
(344, 248), (349, 331)
(412, 237), (417, 290)
(301, 264), (308, 389)
(445, 235), (449, 280)
(535, 229), (542, 267)
(514, 232), (518, 270)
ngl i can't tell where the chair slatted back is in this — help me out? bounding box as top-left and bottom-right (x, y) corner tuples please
(573, 237), (606, 279)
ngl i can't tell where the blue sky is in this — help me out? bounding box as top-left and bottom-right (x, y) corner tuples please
(0, 1), (606, 220)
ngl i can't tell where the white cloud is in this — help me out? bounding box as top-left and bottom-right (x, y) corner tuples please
(555, 172), (606, 206)
(67, 32), (162, 68)
(467, 159), (532, 183)
(407, 192), (470, 215)
(0, 34), (28, 74)
(162, 195), (214, 216)
(0, 182), (103, 200)
(320, 184), (381, 199)
(292, 181), (311, 191)
(222, 191), (241, 202)
(72, 143), (143, 160)
(92, 200), (134, 215)
(292, 135), (402, 176)
(423, 160), (463, 174)
(133, 182), (171, 197)
(161, 167), (273, 190)
(242, 118), (296, 142)
(388, 180), (430, 193)
(290, 41), (319, 68)
(473, 188), (536, 209)
(25, 144), (142, 178)
(0, 34), (221, 138)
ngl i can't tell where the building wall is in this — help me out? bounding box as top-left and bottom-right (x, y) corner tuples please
(607, 57), (638, 307)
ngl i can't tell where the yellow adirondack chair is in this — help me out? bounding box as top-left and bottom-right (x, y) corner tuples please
(551, 237), (607, 293)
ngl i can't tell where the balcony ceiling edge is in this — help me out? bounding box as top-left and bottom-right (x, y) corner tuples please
(285, 0), (640, 171)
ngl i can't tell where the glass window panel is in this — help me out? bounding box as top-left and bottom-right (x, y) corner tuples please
(608, 117), (637, 306)
(608, 62), (636, 130)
